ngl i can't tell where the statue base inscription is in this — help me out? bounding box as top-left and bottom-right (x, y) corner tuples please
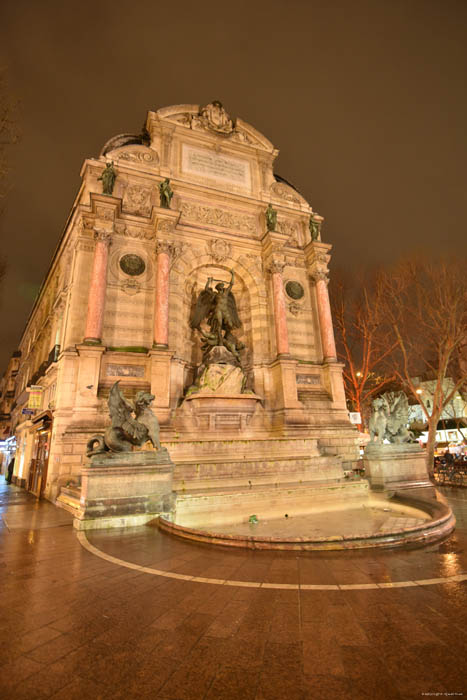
(73, 450), (175, 530)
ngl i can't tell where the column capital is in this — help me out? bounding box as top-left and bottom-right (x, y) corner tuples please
(156, 238), (174, 256)
(266, 258), (286, 275)
(94, 229), (112, 245)
(309, 270), (329, 285)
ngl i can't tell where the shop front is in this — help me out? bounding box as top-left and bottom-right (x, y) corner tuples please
(27, 411), (53, 498)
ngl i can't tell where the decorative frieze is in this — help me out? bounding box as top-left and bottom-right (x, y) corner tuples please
(180, 202), (257, 235)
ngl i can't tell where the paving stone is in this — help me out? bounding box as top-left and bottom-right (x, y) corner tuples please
(1, 481), (467, 699)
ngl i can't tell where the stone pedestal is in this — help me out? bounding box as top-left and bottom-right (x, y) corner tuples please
(74, 449), (174, 530)
(175, 393), (262, 433)
(363, 443), (435, 498)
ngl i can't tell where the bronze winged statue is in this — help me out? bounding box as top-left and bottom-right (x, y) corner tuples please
(86, 381), (162, 456)
(190, 270), (243, 362)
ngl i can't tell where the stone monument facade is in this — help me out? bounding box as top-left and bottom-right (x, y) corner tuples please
(9, 102), (360, 514)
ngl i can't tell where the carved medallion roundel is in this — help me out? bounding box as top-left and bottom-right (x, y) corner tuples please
(285, 280), (304, 300)
(119, 254), (146, 276)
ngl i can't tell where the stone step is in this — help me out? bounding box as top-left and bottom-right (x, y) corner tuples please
(165, 436), (323, 462)
(173, 455), (343, 491)
(56, 486), (81, 517)
(172, 478), (369, 529)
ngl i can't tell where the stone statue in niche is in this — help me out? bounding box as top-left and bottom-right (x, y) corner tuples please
(98, 162), (117, 195)
(266, 203), (277, 232)
(368, 392), (415, 444)
(86, 381), (168, 457)
(188, 270), (247, 395)
(190, 270), (241, 348)
(159, 178), (174, 209)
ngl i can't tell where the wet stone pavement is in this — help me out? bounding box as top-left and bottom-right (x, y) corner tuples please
(1, 478), (467, 699)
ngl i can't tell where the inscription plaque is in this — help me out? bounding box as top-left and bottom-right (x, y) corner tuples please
(182, 145), (251, 189)
(106, 364), (145, 378)
(296, 374), (321, 385)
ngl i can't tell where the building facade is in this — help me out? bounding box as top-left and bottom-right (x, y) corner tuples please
(8, 102), (359, 506)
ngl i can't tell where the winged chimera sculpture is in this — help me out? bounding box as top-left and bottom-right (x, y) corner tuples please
(369, 391), (414, 444)
(190, 269), (244, 362)
(86, 381), (162, 456)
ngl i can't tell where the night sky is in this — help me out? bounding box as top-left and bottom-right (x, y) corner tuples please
(1, 0), (466, 371)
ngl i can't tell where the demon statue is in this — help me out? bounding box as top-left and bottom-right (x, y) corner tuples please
(369, 391), (415, 445)
(86, 382), (164, 457)
(190, 269), (244, 364)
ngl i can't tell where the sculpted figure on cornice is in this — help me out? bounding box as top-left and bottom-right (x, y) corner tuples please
(98, 162), (117, 195)
(158, 178), (174, 209)
(309, 214), (323, 241)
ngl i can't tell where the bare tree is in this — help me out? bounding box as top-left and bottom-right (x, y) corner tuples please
(330, 271), (398, 430)
(378, 259), (467, 470)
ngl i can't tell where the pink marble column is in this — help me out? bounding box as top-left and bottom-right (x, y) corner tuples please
(153, 240), (172, 347)
(269, 261), (289, 356)
(84, 231), (111, 344)
(314, 273), (337, 361)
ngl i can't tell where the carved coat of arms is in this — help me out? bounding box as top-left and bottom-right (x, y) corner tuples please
(194, 101), (234, 134)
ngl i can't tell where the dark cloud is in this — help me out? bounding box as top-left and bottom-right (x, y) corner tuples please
(1, 0), (466, 369)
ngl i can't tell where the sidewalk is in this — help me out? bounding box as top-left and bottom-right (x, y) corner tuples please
(1, 477), (467, 699)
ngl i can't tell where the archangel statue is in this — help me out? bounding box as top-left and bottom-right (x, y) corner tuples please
(190, 269), (243, 363)
(98, 162), (117, 195)
(368, 391), (414, 445)
(86, 382), (162, 457)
